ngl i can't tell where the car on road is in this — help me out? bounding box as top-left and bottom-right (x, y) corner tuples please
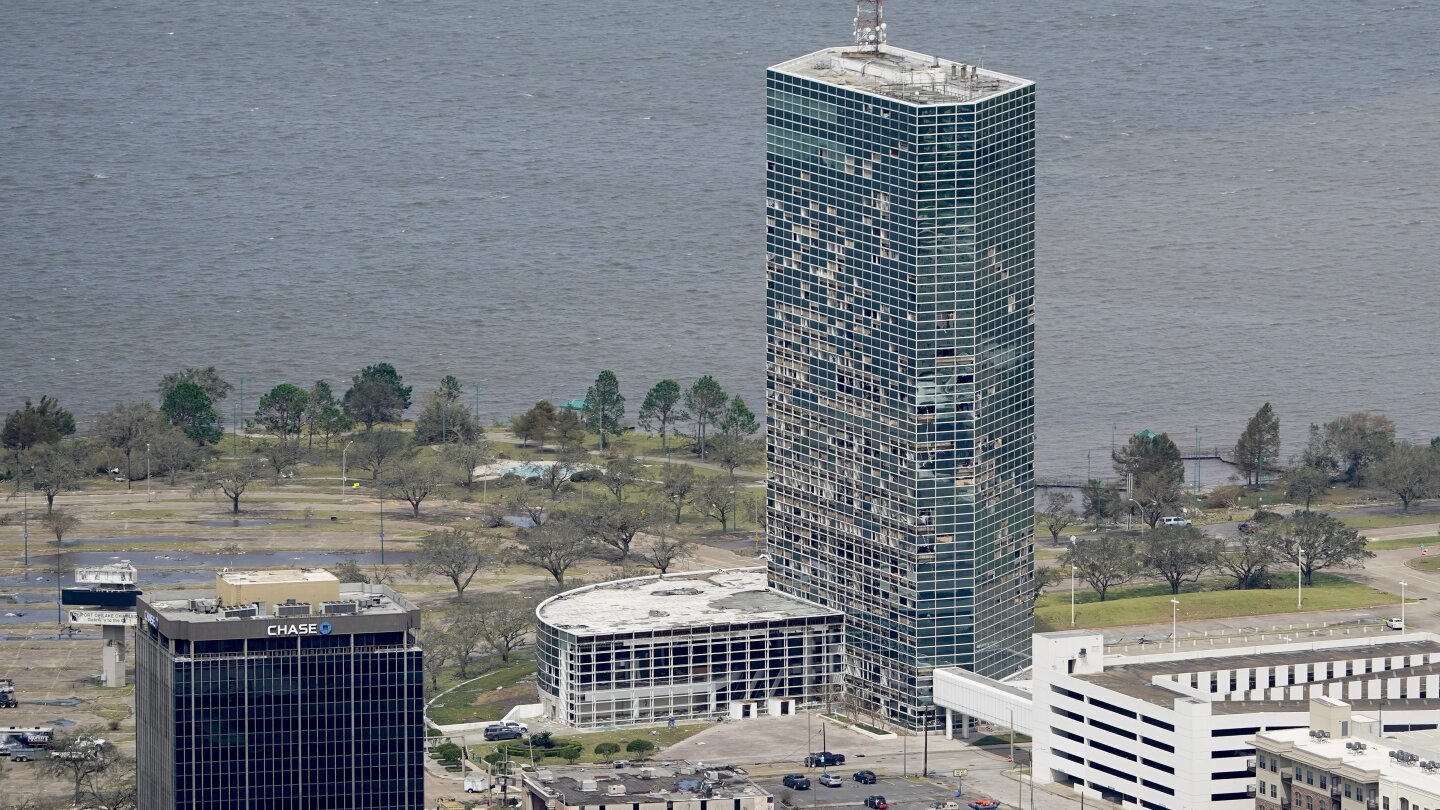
(483, 725), (524, 742)
(806, 751), (846, 767)
(929, 803), (961, 810)
(818, 774), (843, 788)
(502, 720), (529, 734)
(853, 770), (877, 784)
(1387, 617), (1406, 630)
(864, 796), (888, 809)
(1159, 516), (1192, 527)
(1238, 521), (1259, 535)
(783, 774), (811, 790)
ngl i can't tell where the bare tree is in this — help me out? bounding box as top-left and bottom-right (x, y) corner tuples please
(95, 401), (160, 488)
(600, 456), (643, 505)
(537, 450), (584, 500)
(465, 592), (535, 662)
(659, 464), (697, 523)
(149, 424), (201, 484)
(575, 499), (657, 563)
(1030, 566), (1065, 605)
(384, 456), (454, 517)
(507, 486), (549, 528)
(259, 441), (302, 482)
(642, 527), (697, 574)
(1039, 491), (1076, 545)
(1060, 535), (1141, 602)
(82, 753), (138, 810)
(327, 557), (368, 584)
(354, 429), (413, 480)
(42, 510), (81, 545)
(1140, 525), (1223, 594)
(407, 527), (497, 599)
(1282, 466), (1330, 510)
(21, 442), (89, 512)
(1219, 532), (1276, 590)
(418, 621), (457, 690)
(443, 437), (492, 489)
(695, 476), (735, 530)
(515, 520), (594, 587)
(193, 459), (267, 513)
(1369, 441), (1440, 512)
(38, 728), (117, 805)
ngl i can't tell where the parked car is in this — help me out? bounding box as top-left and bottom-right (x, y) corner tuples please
(864, 796), (888, 809)
(818, 774), (843, 788)
(1387, 617), (1406, 630)
(930, 803), (961, 810)
(1238, 521), (1259, 535)
(502, 720), (529, 734)
(483, 726), (523, 742)
(967, 800), (1001, 810)
(1159, 516), (1192, 527)
(853, 770), (877, 784)
(783, 774), (811, 790)
(806, 751), (846, 767)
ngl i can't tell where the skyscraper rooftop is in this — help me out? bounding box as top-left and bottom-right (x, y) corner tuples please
(770, 46), (1030, 106)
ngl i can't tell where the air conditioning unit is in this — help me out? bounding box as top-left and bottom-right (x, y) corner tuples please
(581, 780), (599, 792)
(639, 767), (656, 779)
(607, 784), (626, 796)
(275, 603), (311, 617)
(222, 605), (257, 619)
(321, 601), (358, 615)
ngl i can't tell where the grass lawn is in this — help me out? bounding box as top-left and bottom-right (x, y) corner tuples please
(428, 656), (538, 726)
(468, 723), (710, 764)
(1036, 573), (1399, 631)
(972, 733), (1031, 747)
(1408, 557), (1440, 574)
(1368, 535), (1440, 551)
(1342, 511), (1440, 530)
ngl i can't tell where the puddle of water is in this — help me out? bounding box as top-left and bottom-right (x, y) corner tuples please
(502, 516), (536, 528)
(67, 535), (201, 545)
(190, 518), (312, 528)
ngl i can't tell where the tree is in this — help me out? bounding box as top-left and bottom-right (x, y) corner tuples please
(537, 451), (584, 500)
(659, 464), (698, 524)
(443, 437), (492, 489)
(600, 456), (643, 505)
(552, 408), (588, 451)
(24, 442), (88, 512)
(1061, 535), (1141, 602)
(576, 499), (657, 563)
(258, 440), (302, 482)
(354, 430), (414, 480)
(418, 622), (457, 690)
(465, 592), (534, 662)
(685, 376), (729, 461)
(162, 381), (222, 445)
(1030, 566), (1065, 605)
(95, 401), (161, 488)
(414, 384), (479, 445)
(42, 510), (81, 545)
(1262, 510), (1372, 585)
(695, 475), (736, 530)
(1039, 491), (1076, 544)
(1369, 441), (1440, 512)
(710, 436), (761, 481)
(408, 527), (497, 599)
(438, 374), (463, 402)
(1114, 430), (1185, 485)
(512, 400), (557, 449)
(638, 380), (687, 453)
(81, 755), (138, 810)
(384, 455), (453, 517)
(594, 742), (622, 762)
(1079, 479), (1122, 530)
(303, 380), (351, 453)
(1282, 465), (1331, 509)
(719, 396), (760, 440)
(1322, 412), (1397, 485)
(149, 424), (201, 484)
(643, 528), (697, 573)
(1301, 423), (1338, 477)
(194, 459), (267, 513)
(38, 729), (117, 805)
(1234, 403), (1281, 488)
(158, 366), (232, 403)
(583, 370), (626, 450)
(254, 384), (309, 445)
(508, 486), (550, 528)
(1141, 525), (1223, 594)
(625, 739), (655, 758)
(3, 395), (77, 451)
(1219, 532), (1276, 590)
(327, 557), (369, 584)
(342, 363), (412, 431)
(515, 520), (594, 587)
(1131, 471), (1186, 529)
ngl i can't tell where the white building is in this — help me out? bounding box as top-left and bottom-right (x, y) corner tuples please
(934, 630), (1440, 810)
(520, 763), (773, 810)
(535, 569), (844, 728)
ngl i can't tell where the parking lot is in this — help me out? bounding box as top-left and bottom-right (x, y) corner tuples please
(753, 769), (971, 810)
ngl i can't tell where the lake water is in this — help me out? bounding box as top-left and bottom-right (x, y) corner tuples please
(2, 0), (1437, 477)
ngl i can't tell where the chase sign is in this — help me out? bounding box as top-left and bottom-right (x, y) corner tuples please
(267, 620), (334, 637)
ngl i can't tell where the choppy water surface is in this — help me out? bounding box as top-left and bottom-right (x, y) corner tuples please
(2, 0), (1437, 476)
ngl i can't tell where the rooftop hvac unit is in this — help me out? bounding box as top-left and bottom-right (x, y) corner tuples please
(639, 767), (656, 779)
(321, 601), (358, 615)
(275, 603), (311, 617)
(680, 766), (696, 775)
(536, 769), (554, 783)
(607, 784), (626, 796)
(581, 780), (599, 792)
(221, 605), (257, 619)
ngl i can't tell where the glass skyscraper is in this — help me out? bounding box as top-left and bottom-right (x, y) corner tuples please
(135, 572), (424, 810)
(765, 44), (1036, 727)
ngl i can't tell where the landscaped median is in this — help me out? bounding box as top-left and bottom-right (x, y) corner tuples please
(1035, 573), (1401, 631)
(465, 724), (709, 765)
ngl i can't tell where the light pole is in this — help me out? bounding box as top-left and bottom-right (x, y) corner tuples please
(145, 442), (152, 503)
(341, 440), (355, 498)
(1070, 564), (1077, 628)
(1298, 549), (1305, 609)
(1401, 581), (1408, 629)
(22, 489), (29, 567)
(379, 490), (386, 565)
(1170, 599), (1180, 653)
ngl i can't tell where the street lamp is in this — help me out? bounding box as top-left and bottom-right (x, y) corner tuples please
(1070, 564), (1077, 629)
(1170, 599), (1180, 654)
(145, 442), (152, 503)
(341, 440), (355, 498)
(1401, 581), (1408, 629)
(22, 489), (29, 567)
(1298, 549), (1305, 609)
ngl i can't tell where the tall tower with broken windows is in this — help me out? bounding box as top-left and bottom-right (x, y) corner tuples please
(765, 38), (1036, 727)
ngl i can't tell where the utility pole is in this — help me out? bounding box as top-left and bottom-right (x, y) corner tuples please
(379, 491), (386, 565)
(22, 489), (29, 567)
(921, 706), (930, 777)
(146, 442), (152, 503)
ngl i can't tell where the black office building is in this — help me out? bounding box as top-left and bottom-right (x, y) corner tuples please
(135, 570), (424, 810)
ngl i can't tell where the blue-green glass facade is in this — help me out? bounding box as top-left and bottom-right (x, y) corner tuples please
(765, 48), (1036, 727)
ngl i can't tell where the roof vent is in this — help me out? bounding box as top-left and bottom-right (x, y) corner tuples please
(321, 600), (358, 615)
(581, 779), (599, 792)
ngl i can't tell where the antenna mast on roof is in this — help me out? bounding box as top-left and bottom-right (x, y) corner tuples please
(854, 0), (886, 53)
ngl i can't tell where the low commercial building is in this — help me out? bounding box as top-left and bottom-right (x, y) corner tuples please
(520, 763), (772, 810)
(1253, 696), (1440, 810)
(535, 568), (844, 728)
(135, 569), (425, 810)
(934, 629), (1440, 810)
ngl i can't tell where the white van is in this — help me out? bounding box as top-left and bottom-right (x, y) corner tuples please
(1159, 516), (1192, 527)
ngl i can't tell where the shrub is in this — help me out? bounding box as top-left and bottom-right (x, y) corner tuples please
(594, 742), (621, 762)
(625, 738), (656, 758)
(435, 742), (462, 765)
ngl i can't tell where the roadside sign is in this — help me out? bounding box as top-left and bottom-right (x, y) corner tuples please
(67, 610), (137, 626)
(952, 768), (968, 777)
